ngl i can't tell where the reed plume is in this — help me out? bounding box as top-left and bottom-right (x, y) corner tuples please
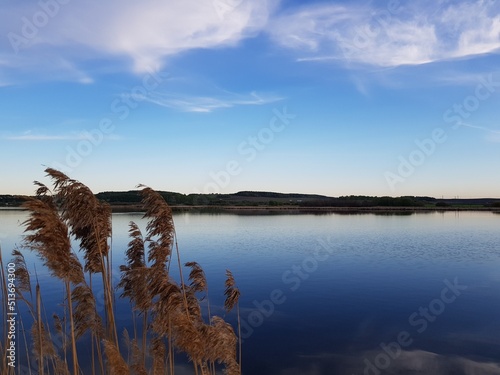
(205, 317), (239, 375)
(118, 221), (150, 368)
(118, 222), (151, 312)
(103, 339), (129, 375)
(4, 247), (35, 375)
(170, 311), (209, 374)
(184, 288), (203, 324)
(185, 262), (208, 294)
(52, 314), (67, 365)
(224, 270), (240, 314)
(43, 168), (117, 345)
(140, 186), (174, 269)
(139, 186), (182, 355)
(22, 195), (85, 375)
(11, 248), (32, 297)
(31, 321), (56, 364)
(139, 185), (199, 373)
(32, 316), (70, 375)
(125, 222), (146, 269)
(44, 168), (112, 275)
(123, 329), (147, 375)
(150, 275), (183, 337)
(33, 282), (60, 375)
(224, 270), (241, 374)
(22, 197), (85, 286)
(71, 284), (103, 339)
(150, 337), (167, 375)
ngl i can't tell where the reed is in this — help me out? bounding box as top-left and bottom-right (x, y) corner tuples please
(103, 339), (128, 375)
(22, 195), (84, 375)
(2, 169), (241, 375)
(44, 168), (117, 346)
(117, 221), (150, 368)
(224, 270), (242, 374)
(0, 248), (15, 375)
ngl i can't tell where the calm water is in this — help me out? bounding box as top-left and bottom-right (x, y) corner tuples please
(1, 209), (500, 374)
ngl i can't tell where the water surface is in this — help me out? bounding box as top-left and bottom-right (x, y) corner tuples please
(1, 210), (500, 374)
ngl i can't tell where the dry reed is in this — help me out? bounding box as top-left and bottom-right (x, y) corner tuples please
(123, 329), (147, 375)
(2, 169), (242, 375)
(22, 195), (84, 375)
(12, 249), (31, 297)
(0, 248), (15, 375)
(224, 270), (242, 373)
(103, 339), (128, 375)
(43, 168), (117, 346)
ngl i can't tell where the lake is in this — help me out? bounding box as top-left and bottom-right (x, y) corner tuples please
(1, 209), (500, 374)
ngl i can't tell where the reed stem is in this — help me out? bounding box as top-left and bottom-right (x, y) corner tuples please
(66, 281), (79, 375)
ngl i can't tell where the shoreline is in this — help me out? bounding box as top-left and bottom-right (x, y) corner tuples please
(101, 205), (500, 214)
(2, 205), (499, 214)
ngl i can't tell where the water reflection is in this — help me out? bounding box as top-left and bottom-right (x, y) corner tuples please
(277, 350), (500, 375)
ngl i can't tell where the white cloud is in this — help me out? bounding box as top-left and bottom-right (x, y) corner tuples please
(269, 0), (500, 68)
(0, 0), (276, 77)
(2, 0), (498, 82)
(440, 1), (500, 58)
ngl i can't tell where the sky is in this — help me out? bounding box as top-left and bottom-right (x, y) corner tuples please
(0, 0), (499, 197)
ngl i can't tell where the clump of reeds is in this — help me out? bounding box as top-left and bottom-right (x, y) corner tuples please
(1, 168), (242, 375)
(0, 247), (16, 375)
(121, 186), (242, 375)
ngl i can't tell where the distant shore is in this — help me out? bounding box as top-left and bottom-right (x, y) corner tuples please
(107, 205), (500, 214)
(3, 192), (500, 214)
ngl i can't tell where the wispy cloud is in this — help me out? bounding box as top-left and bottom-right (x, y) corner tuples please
(435, 70), (500, 86)
(455, 122), (500, 134)
(0, 52), (95, 85)
(460, 123), (500, 143)
(5, 131), (121, 141)
(139, 91), (283, 113)
(268, 0), (500, 68)
(487, 132), (500, 143)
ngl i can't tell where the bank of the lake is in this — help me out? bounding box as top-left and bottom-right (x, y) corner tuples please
(106, 205), (500, 214)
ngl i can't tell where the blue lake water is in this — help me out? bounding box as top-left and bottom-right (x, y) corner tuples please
(1, 209), (500, 374)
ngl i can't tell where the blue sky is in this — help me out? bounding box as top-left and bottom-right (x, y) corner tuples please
(1, 0), (499, 197)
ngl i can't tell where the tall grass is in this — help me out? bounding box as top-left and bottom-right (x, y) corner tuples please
(0, 168), (241, 375)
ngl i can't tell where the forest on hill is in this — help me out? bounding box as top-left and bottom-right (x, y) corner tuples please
(1, 191), (499, 209)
